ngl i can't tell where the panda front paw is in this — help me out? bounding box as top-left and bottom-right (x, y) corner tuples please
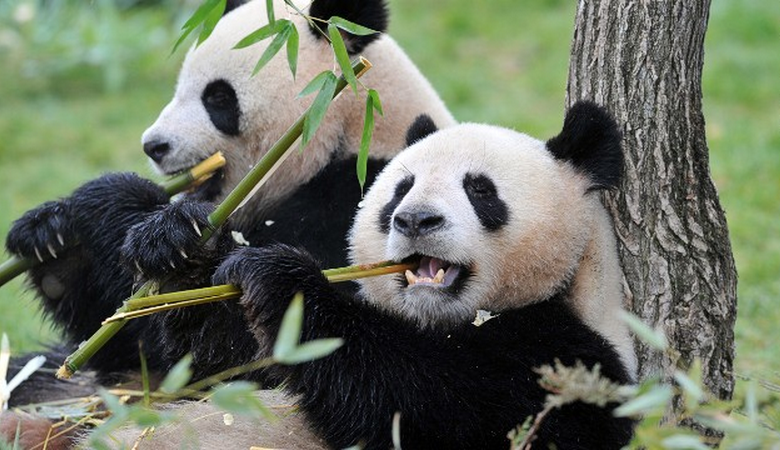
(121, 200), (234, 284)
(6, 200), (75, 262)
(213, 244), (327, 327)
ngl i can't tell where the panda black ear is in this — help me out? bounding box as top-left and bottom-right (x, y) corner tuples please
(546, 101), (623, 190)
(308, 0), (389, 54)
(224, 0), (247, 16)
(405, 115), (439, 147)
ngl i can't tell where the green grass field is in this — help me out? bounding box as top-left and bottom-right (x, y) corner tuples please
(0, 0), (777, 386)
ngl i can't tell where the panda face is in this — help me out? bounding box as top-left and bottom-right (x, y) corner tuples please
(139, 0), (447, 225)
(141, 0), (326, 204)
(350, 124), (601, 328)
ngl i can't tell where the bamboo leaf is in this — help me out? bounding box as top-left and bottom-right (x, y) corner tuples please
(273, 293), (304, 359)
(286, 23), (299, 79)
(211, 381), (274, 419)
(265, 0), (275, 25)
(298, 71), (331, 98)
(328, 23), (358, 94)
(330, 16), (379, 36)
(159, 354), (193, 394)
(276, 338), (344, 365)
(252, 23), (292, 75)
(660, 435), (709, 450)
(302, 72), (338, 147)
(233, 20), (285, 50)
(369, 88), (384, 116)
(357, 93), (375, 193)
(613, 384), (673, 417)
(197, 1), (227, 45)
(172, 0), (225, 54)
(674, 369), (704, 406)
(619, 310), (668, 351)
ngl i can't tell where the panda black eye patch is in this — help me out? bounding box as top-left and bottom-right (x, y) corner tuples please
(463, 173), (508, 231)
(379, 175), (414, 234)
(202, 79), (241, 136)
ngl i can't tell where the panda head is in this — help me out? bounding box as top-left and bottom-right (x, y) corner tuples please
(142, 0), (446, 221)
(349, 101), (622, 328)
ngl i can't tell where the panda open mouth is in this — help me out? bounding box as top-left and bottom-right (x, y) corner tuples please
(401, 254), (470, 291)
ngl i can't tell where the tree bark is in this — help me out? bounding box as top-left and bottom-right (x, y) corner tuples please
(566, 0), (737, 408)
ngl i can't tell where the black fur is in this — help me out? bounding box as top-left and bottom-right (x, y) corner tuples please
(5, 154), (389, 387)
(202, 79), (241, 137)
(5, 173), (169, 373)
(405, 114), (438, 147)
(224, 0), (247, 16)
(214, 244), (635, 450)
(379, 175), (414, 234)
(463, 173), (508, 231)
(308, 0), (388, 54)
(546, 100), (623, 190)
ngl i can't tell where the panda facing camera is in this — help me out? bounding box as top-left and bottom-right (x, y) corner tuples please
(98, 101), (635, 449)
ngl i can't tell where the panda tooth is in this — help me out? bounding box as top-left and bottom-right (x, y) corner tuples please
(405, 270), (418, 286)
(433, 269), (445, 284)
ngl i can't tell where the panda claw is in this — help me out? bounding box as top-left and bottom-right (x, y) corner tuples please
(56, 233), (65, 246)
(34, 247), (44, 263)
(47, 243), (58, 259)
(192, 220), (202, 237)
(179, 249), (188, 259)
(170, 260), (177, 270)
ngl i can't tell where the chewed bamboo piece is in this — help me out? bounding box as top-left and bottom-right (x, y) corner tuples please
(101, 260), (415, 325)
(0, 152), (226, 289)
(57, 58), (372, 379)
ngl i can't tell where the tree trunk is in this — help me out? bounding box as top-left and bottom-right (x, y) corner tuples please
(565, 0), (737, 409)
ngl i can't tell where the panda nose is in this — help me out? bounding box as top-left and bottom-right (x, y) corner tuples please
(393, 211), (445, 238)
(143, 140), (170, 163)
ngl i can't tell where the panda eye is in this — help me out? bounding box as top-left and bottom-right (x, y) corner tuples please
(464, 174), (497, 198)
(394, 176), (414, 198)
(202, 80), (238, 110)
(205, 90), (231, 108)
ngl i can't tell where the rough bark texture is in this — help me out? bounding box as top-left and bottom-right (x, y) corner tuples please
(566, 0), (737, 406)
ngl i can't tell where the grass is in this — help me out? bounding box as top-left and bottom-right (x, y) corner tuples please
(0, 0), (777, 391)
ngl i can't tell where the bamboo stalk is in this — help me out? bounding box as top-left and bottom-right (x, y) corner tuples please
(101, 260), (415, 325)
(0, 153), (226, 290)
(57, 58), (372, 379)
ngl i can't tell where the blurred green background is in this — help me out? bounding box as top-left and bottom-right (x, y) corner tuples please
(0, 0), (777, 385)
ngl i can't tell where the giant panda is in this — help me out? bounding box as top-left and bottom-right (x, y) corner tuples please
(3, 0), (455, 389)
(91, 101), (634, 449)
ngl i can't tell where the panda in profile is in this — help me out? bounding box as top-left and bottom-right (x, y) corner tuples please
(3, 0), (455, 384)
(98, 101), (635, 449)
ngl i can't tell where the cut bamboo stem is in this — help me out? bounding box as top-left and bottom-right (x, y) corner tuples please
(101, 260), (415, 325)
(0, 152), (226, 289)
(57, 58), (371, 379)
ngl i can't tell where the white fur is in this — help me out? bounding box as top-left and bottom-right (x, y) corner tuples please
(142, 0), (455, 229)
(349, 124), (637, 376)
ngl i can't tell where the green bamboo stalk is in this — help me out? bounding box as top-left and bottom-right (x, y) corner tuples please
(57, 58), (372, 379)
(101, 260), (415, 325)
(0, 256), (34, 287)
(0, 152), (226, 290)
